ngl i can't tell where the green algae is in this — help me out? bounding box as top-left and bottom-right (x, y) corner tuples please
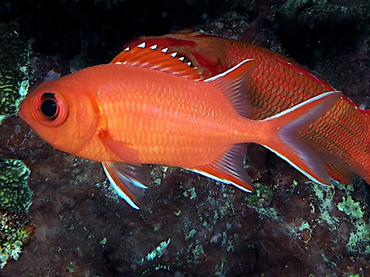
(185, 229), (197, 240)
(178, 182), (240, 268)
(245, 182), (279, 220)
(311, 183), (339, 229)
(0, 212), (35, 268)
(0, 22), (30, 124)
(245, 182), (274, 209)
(337, 196), (364, 220)
(183, 187), (197, 200)
(192, 243), (204, 259)
(310, 181), (370, 255)
(0, 159), (32, 213)
(337, 188), (370, 255)
(141, 238), (171, 262)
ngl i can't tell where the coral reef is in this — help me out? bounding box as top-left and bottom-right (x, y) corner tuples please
(0, 0), (369, 276)
(0, 23), (30, 124)
(0, 159), (32, 213)
(0, 211), (35, 269)
(337, 183), (370, 255)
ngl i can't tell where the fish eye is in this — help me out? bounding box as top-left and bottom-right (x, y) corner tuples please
(41, 95), (58, 119)
(33, 91), (68, 126)
(41, 99), (57, 120)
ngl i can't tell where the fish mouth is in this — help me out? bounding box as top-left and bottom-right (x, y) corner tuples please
(18, 107), (25, 120)
(18, 100), (30, 123)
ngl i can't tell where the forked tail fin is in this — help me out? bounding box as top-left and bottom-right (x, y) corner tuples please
(261, 91), (342, 185)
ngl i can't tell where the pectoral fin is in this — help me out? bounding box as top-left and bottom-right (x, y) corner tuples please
(98, 131), (141, 165)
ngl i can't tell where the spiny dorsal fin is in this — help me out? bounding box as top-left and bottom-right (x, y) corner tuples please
(111, 43), (201, 80)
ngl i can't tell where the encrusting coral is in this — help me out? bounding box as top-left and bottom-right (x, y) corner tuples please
(0, 159), (33, 213)
(0, 159), (34, 268)
(0, 211), (35, 268)
(0, 22), (30, 124)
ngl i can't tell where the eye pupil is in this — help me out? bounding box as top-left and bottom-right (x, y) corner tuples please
(41, 99), (57, 118)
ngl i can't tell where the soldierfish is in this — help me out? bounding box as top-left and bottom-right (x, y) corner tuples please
(128, 30), (370, 185)
(19, 44), (341, 209)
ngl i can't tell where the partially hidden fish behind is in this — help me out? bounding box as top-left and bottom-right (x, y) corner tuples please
(128, 30), (370, 185)
(19, 44), (341, 209)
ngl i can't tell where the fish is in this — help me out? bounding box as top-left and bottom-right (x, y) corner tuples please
(127, 30), (370, 185)
(18, 43), (341, 209)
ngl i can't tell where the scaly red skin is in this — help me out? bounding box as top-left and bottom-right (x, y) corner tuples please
(129, 31), (370, 184)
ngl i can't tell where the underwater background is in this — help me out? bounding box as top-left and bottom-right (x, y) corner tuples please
(0, 0), (370, 276)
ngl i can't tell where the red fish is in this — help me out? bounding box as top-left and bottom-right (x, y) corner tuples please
(128, 31), (370, 185)
(19, 43), (340, 209)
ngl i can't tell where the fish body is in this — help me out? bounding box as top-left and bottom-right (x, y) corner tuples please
(31, 64), (253, 165)
(130, 31), (370, 185)
(19, 44), (340, 208)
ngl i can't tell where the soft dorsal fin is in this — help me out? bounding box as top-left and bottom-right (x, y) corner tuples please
(111, 43), (201, 80)
(205, 59), (256, 118)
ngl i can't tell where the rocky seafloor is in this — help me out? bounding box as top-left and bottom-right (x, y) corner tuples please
(0, 0), (370, 276)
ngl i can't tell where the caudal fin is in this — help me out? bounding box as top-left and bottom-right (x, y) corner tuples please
(261, 91), (342, 185)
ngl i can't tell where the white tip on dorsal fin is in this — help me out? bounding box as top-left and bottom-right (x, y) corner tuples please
(110, 43), (201, 80)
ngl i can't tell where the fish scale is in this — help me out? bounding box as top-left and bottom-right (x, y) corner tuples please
(53, 65), (248, 165)
(134, 31), (370, 185)
(19, 42), (341, 209)
(234, 46), (370, 182)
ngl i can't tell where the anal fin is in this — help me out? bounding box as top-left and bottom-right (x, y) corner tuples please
(191, 144), (253, 193)
(325, 163), (356, 185)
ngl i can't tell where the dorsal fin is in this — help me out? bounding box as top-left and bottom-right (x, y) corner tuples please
(205, 59), (256, 118)
(111, 43), (201, 80)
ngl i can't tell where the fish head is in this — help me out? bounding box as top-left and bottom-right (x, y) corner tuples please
(19, 77), (100, 154)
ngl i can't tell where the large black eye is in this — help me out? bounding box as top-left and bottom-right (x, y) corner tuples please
(40, 93), (58, 120)
(41, 99), (57, 117)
